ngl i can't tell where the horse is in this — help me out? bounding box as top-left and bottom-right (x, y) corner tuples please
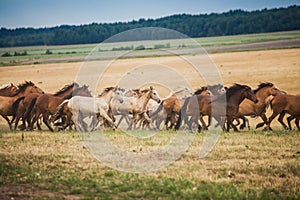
(149, 87), (208, 130)
(0, 83), (18, 96)
(175, 84), (258, 132)
(111, 86), (161, 130)
(265, 94), (300, 131)
(27, 85), (92, 131)
(53, 86), (125, 131)
(11, 82), (79, 130)
(0, 81), (44, 130)
(236, 82), (282, 130)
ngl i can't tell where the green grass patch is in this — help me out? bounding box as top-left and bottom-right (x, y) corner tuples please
(0, 130), (299, 199)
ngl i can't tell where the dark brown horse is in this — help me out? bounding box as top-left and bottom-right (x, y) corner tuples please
(236, 82), (282, 130)
(175, 84), (258, 132)
(0, 83), (18, 96)
(265, 94), (300, 130)
(12, 82), (79, 130)
(27, 85), (92, 131)
(0, 81), (44, 130)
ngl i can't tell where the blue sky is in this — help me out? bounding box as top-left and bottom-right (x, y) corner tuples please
(0, 0), (299, 28)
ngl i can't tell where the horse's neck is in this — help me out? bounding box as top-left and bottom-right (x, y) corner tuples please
(17, 88), (32, 97)
(101, 91), (113, 103)
(228, 93), (246, 106)
(137, 91), (151, 110)
(61, 88), (75, 97)
(255, 88), (271, 102)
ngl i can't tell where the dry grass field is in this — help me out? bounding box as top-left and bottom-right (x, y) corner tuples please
(0, 47), (299, 199)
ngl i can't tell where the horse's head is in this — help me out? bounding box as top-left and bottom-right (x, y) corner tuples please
(150, 86), (161, 103)
(269, 85), (282, 96)
(113, 87), (124, 103)
(74, 85), (92, 97)
(8, 83), (18, 94)
(208, 84), (227, 95)
(242, 85), (258, 104)
(254, 82), (282, 97)
(21, 81), (44, 94)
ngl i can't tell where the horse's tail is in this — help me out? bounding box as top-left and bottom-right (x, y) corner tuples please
(150, 100), (164, 118)
(11, 96), (25, 122)
(175, 96), (191, 130)
(52, 100), (69, 122)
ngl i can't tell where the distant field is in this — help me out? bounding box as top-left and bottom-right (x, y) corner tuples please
(0, 30), (299, 66)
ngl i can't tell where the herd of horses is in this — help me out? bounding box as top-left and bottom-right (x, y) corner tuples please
(0, 81), (299, 132)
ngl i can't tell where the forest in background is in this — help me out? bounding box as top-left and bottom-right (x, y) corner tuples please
(0, 5), (299, 47)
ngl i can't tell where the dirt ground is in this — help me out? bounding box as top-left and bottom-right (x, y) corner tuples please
(0, 48), (299, 127)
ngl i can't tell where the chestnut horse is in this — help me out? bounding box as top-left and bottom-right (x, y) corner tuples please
(265, 94), (300, 130)
(0, 83), (18, 96)
(12, 82), (79, 130)
(28, 85), (92, 131)
(175, 84), (258, 132)
(237, 82), (282, 130)
(150, 87), (209, 130)
(0, 81), (44, 130)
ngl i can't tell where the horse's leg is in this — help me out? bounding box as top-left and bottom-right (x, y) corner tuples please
(239, 116), (246, 130)
(296, 118), (300, 131)
(199, 115), (207, 131)
(42, 113), (54, 132)
(14, 115), (22, 130)
(256, 113), (268, 129)
(278, 111), (288, 130)
(227, 116), (238, 132)
(266, 109), (281, 131)
(287, 115), (295, 130)
(99, 110), (116, 130)
(1, 114), (12, 130)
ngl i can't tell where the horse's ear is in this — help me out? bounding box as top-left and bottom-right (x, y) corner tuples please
(150, 86), (153, 90)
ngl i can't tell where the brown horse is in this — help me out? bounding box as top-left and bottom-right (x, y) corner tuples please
(236, 82), (282, 130)
(0, 81), (44, 130)
(150, 87), (210, 130)
(0, 83), (18, 96)
(27, 85), (92, 131)
(12, 82), (79, 130)
(265, 94), (300, 130)
(175, 84), (258, 132)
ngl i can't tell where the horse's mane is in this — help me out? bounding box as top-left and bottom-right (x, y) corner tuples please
(12, 81), (35, 96)
(98, 86), (115, 97)
(253, 82), (273, 94)
(140, 88), (150, 93)
(65, 85), (91, 99)
(0, 83), (13, 90)
(54, 82), (79, 96)
(226, 83), (250, 100)
(194, 87), (208, 95)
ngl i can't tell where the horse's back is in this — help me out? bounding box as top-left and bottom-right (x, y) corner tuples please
(272, 94), (300, 115)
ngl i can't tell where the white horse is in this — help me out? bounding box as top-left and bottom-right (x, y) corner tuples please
(53, 87), (124, 131)
(111, 86), (161, 130)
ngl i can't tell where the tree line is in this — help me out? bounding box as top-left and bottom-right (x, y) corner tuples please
(0, 5), (299, 47)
